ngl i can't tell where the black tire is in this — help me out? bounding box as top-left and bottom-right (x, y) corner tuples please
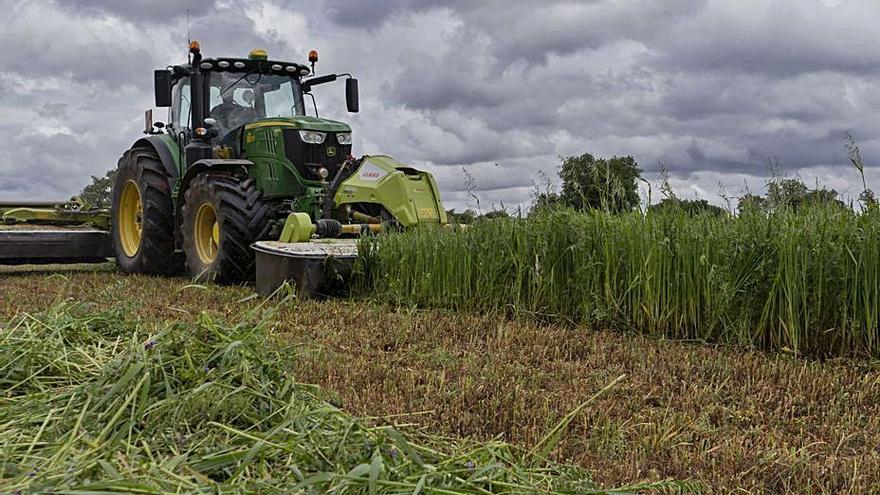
(111, 146), (181, 275)
(181, 173), (271, 284)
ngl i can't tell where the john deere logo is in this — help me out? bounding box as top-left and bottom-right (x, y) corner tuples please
(326, 146), (337, 157)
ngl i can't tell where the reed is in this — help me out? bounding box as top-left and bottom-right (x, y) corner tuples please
(357, 205), (880, 358)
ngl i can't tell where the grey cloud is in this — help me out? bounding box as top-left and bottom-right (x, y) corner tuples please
(466, 0), (707, 65)
(189, 7), (290, 57)
(323, 0), (708, 65)
(389, 50), (509, 111)
(1, 131), (95, 198)
(1, 1), (159, 87)
(439, 185), (536, 213)
(322, 0), (453, 28)
(36, 103), (70, 119)
(69, 0), (214, 22)
(431, 157), (557, 193)
(3, 0), (880, 213)
(651, 0), (880, 77)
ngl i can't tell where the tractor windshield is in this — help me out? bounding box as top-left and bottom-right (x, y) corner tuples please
(208, 71), (305, 137)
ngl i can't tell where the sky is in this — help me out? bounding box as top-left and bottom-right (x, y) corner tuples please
(1, 0), (879, 212)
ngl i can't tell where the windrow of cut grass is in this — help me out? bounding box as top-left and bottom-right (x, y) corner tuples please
(357, 206), (880, 358)
(0, 302), (689, 494)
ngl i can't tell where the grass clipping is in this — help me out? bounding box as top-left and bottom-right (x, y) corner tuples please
(0, 303), (691, 494)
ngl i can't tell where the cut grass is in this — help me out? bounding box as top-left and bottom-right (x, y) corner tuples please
(0, 298), (686, 493)
(2, 272), (879, 493)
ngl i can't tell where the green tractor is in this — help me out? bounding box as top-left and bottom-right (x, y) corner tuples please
(112, 42), (447, 284)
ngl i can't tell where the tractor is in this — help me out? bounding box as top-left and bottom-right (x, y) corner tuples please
(111, 41), (448, 284)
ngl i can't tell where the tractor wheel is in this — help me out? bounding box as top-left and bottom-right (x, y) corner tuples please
(181, 173), (270, 283)
(111, 146), (181, 275)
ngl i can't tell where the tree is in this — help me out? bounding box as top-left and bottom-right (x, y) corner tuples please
(445, 208), (476, 224)
(558, 153), (641, 212)
(766, 178), (808, 209)
(738, 194), (767, 214)
(768, 178), (843, 210)
(649, 197), (727, 217)
(479, 209), (510, 220)
(529, 192), (562, 214)
(859, 189), (877, 211)
(80, 170), (116, 208)
(738, 177), (844, 214)
(803, 188), (845, 209)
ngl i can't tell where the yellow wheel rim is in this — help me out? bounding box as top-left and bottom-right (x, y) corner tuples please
(194, 202), (220, 264)
(118, 180), (143, 257)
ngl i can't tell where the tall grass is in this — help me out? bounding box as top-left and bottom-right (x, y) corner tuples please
(356, 205), (880, 358)
(0, 302), (691, 493)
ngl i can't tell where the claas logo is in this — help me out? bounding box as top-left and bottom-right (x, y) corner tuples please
(358, 165), (386, 181)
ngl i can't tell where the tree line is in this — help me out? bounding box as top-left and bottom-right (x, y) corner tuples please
(450, 150), (873, 222)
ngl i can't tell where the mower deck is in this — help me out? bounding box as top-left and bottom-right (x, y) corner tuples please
(0, 226), (113, 265)
(252, 239), (358, 297)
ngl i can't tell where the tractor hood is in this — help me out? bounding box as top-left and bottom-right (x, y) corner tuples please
(244, 116), (350, 133)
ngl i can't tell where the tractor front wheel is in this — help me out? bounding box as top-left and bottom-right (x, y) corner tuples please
(181, 174), (270, 283)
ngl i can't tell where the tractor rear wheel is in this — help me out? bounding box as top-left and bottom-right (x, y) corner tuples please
(111, 146), (181, 275)
(181, 173), (270, 283)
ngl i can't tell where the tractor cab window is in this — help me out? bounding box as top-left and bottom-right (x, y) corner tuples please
(170, 78), (191, 130)
(208, 71), (305, 138)
(263, 81), (298, 118)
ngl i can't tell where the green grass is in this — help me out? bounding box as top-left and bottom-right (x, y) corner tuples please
(0, 301), (691, 494)
(357, 205), (880, 358)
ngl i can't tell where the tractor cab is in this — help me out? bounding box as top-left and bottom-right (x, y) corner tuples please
(157, 47), (360, 186)
(168, 51), (311, 139)
(209, 71), (297, 138)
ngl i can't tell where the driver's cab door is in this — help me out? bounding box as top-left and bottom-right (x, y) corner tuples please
(169, 77), (191, 135)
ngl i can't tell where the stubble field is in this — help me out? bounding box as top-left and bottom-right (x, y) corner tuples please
(2, 268), (878, 493)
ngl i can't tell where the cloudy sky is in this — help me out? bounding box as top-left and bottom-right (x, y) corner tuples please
(1, 0), (879, 212)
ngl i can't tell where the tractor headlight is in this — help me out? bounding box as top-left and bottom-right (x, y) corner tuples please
(336, 132), (352, 145)
(317, 167), (330, 179)
(299, 130), (326, 144)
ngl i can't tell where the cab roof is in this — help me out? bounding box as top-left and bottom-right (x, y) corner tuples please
(197, 58), (312, 78)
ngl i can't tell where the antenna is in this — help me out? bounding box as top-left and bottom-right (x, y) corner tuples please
(186, 9), (191, 63)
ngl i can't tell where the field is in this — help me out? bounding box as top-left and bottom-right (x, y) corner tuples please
(2, 269), (879, 493)
(3, 277), (648, 495)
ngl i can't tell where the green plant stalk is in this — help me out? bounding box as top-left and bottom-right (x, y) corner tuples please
(357, 205), (880, 358)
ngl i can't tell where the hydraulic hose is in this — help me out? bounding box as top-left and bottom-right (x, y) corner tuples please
(322, 156), (360, 219)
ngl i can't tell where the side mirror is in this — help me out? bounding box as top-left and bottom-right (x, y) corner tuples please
(346, 78), (359, 113)
(154, 69), (172, 107)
